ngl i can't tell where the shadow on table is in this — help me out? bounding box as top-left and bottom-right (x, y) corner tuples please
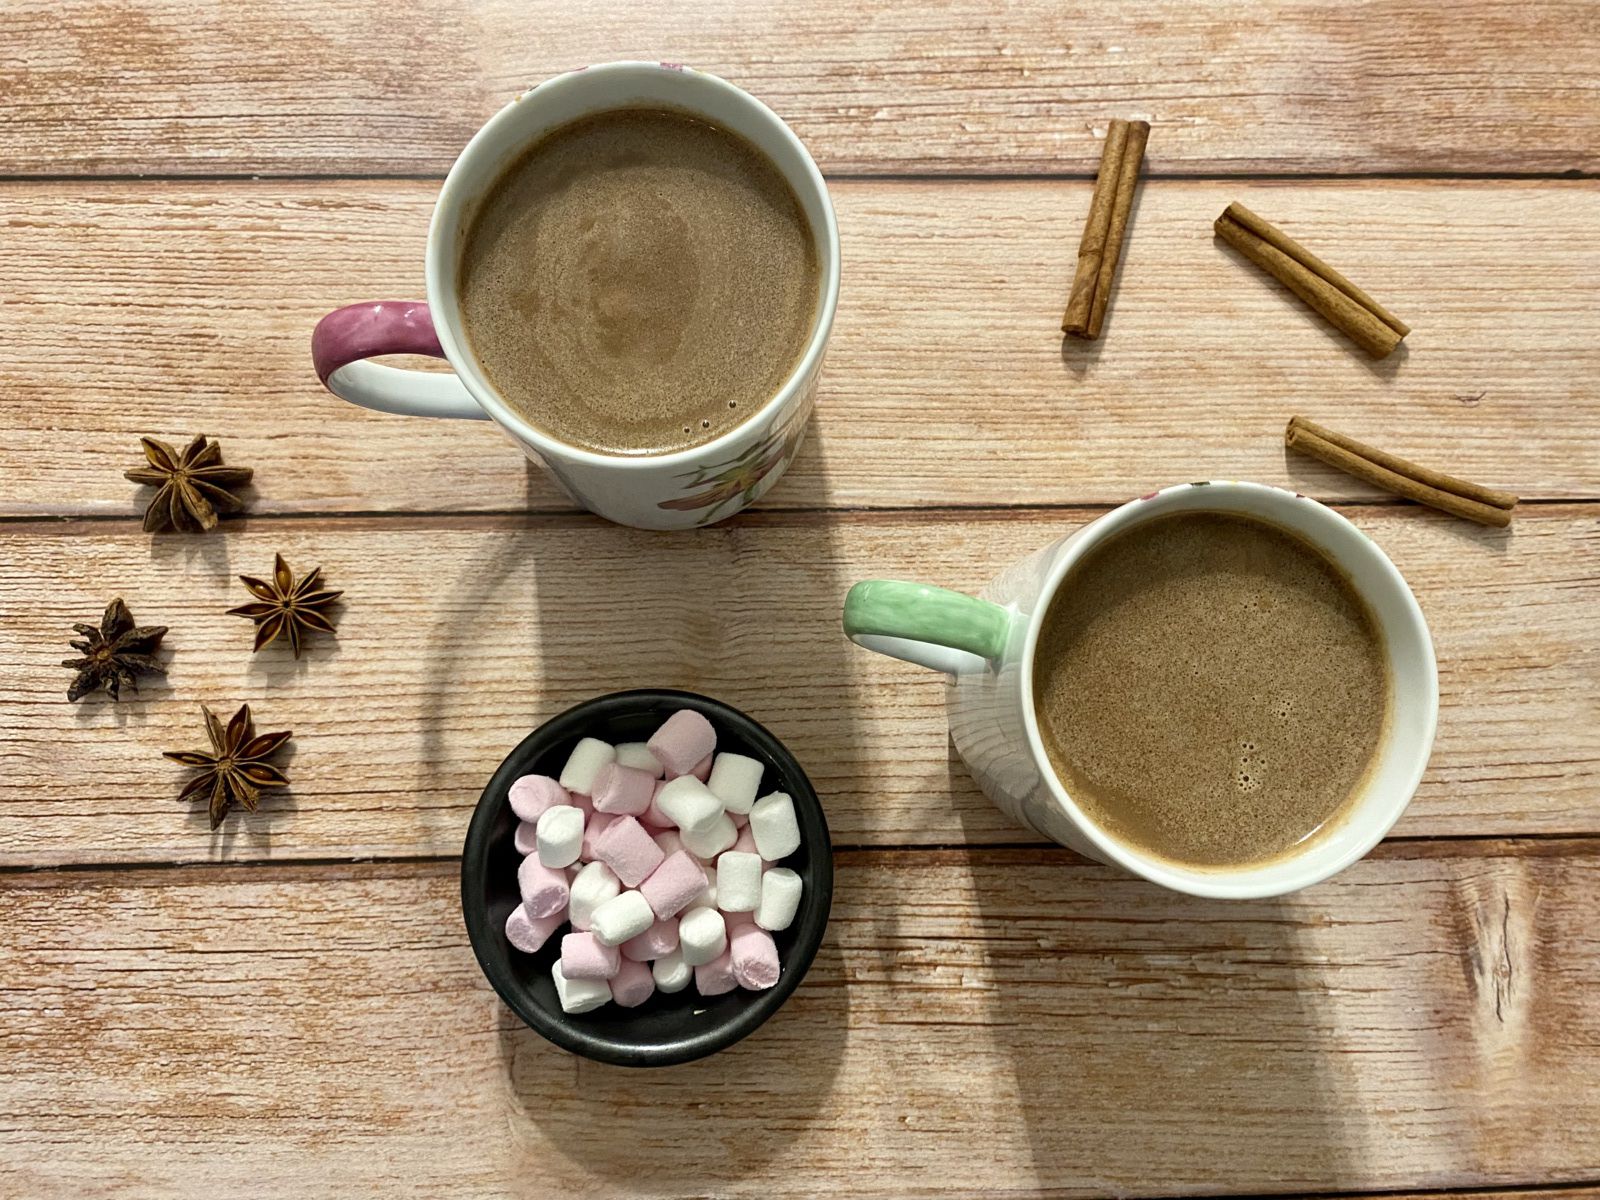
(495, 951), (849, 1187)
(953, 759), (1363, 1191)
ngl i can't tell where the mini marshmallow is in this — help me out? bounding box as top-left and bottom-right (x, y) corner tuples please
(609, 958), (655, 1008)
(678, 906), (727, 967)
(505, 905), (564, 954)
(756, 866), (803, 932)
(655, 776), (723, 834)
(681, 812), (738, 860)
(638, 850), (705, 920)
(694, 951), (737, 996)
(652, 828), (685, 858)
(552, 961), (610, 1014)
(593, 816), (665, 887)
(730, 810), (749, 829)
(684, 753), (713, 782)
(589, 890), (655, 948)
(644, 780), (673, 828)
(558, 737), (616, 795)
(749, 792), (801, 861)
(581, 812), (619, 862)
(571, 793), (594, 818)
(715, 851), (763, 912)
(560, 931), (620, 980)
(615, 742), (664, 778)
(707, 752), (765, 815)
(507, 774), (570, 822)
(512, 820), (538, 856)
(729, 925), (781, 991)
(569, 860), (621, 931)
(730, 825), (760, 858)
(647, 709), (717, 777)
(590, 761), (655, 816)
(535, 804), (585, 869)
(693, 864), (718, 911)
(652, 949), (691, 994)
(517, 856), (570, 919)
(621, 917), (679, 962)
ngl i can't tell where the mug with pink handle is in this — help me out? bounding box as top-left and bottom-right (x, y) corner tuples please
(311, 62), (840, 530)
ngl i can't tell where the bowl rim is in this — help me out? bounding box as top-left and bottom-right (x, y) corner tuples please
(460, 688), (834, 1067)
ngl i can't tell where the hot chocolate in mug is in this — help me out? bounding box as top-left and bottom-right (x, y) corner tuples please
(843, 481), (1438, 898)
(311, 62), (840, 530)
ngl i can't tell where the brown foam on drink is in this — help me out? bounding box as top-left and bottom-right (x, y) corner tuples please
(458, 108), (818, 456)
(1032, 511), (1389, 870)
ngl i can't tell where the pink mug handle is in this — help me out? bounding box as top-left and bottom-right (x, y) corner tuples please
(311, 301), (487, 420)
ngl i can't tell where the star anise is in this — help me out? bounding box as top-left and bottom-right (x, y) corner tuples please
(124, 434), (253, 533)
(62, 597), (169, 702)
(226, 553), (343, 657)
(164, 703), (292, 829)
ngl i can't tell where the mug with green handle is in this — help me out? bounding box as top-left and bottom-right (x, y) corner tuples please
(842, 481), (1439, 899)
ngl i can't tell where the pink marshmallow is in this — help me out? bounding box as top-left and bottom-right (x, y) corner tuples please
(590, 761), (656, 816)
(593, 815), (666, 887)
(730, 826), (760, 858)
(560, 931), (620, 980)
(507, 774), (569, 822)
(516, 856), (570, 919)
(694, 950), (738, 996)
(610, 958), (655, 1008)
(513, 821), (539, 855)
(730, 924), (780, 990)
(621, 917), (680, 962)
(653, 828), (685, 859)
(730, 810), (749, 829)
(644, 779), (673, 828)
(571, 793), (594, 819)
(648, 710), (717, 777)
(581, 812), (620, 862)
(505, 905), (563, 954)
(638, 850), (706, 920)
(686, 753), (714, 782)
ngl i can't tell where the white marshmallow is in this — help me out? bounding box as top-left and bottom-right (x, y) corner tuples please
(716, 851), (763, 913)
(756, 867), (803, 932)
(652, 949), (691, 994)
(655, 776), (723, 834)
(615, 742), (665, 777)
(749, 792), (801, 861)
(558, 737), (616, 795)
(589, 890), (655, 947)
(568, 860), (621, 931)
(678, 906), (728, 966)
(680, 812), (738, 859)
(693, 864), (718, 910)
(706, 752), (765, 815)
(535, 805), (585, 869)
(552, 960), (611, 1014)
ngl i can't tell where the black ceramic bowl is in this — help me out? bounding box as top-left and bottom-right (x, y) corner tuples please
(462, 689), (833, 1067)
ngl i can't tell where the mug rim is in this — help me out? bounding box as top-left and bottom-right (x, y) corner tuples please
(1016, 481), (1439, 899)
(423, 60), (842, 470)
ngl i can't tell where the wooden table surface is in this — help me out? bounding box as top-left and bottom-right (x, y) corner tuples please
(2, 3), (1598, 1197)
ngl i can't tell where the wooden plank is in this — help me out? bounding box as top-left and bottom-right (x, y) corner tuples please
(2, 841), (1597, 1196)
(2, 179), (1596, 519)
(1, 507), (1593, 866)
(3, 0), (1598, 175)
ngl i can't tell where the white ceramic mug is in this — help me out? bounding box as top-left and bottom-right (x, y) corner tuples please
(311, 62), (840, 530)
(843, 482), (1439, 898)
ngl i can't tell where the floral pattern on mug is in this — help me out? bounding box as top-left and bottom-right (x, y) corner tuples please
(658, 422), (807, 524)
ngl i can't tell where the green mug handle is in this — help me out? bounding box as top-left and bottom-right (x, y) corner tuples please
(842, 580), (1014, 675)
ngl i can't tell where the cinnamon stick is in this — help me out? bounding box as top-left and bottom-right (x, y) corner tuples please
(1062, 119), (1149, 339)
(1285, 416), (1518, 527)
(1215, 203), (1408, 359)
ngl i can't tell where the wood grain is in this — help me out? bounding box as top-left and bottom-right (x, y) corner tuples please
(2, 508), (1593, 866)
(3, 179), (1596, 519)
(2, 841), (1597, 1197)
(2, 0), (1598, 175)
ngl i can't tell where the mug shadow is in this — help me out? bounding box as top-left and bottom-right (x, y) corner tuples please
(952, 745), (1363, 1191)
